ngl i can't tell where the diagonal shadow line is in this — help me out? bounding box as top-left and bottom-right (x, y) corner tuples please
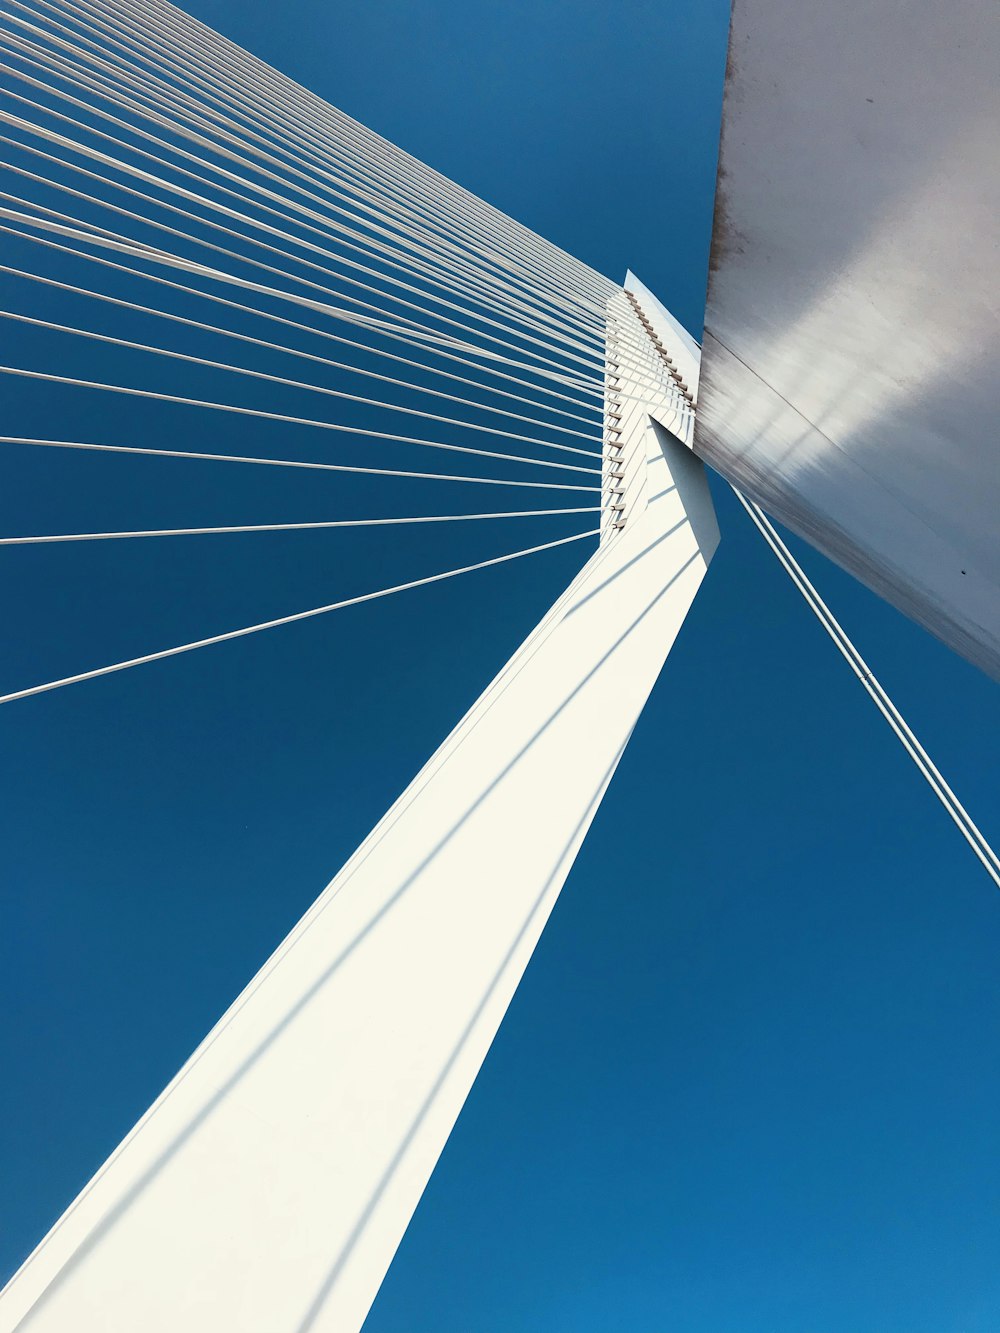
(325, 538), (617, 882)
(292, 735), (631, 1333)
(701, 330), (952, 545)
(14, 549), (703, 1332)
(564, 519), (692, 616)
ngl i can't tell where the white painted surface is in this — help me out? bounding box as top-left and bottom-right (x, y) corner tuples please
(625, 270), (701, 398)
(0, 299), (718, 1333)
(600, 281), (697, 542)
(696, 0), (1000, 676)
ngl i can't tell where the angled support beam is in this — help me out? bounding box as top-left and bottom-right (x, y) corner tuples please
(0, 285), (718, 1333)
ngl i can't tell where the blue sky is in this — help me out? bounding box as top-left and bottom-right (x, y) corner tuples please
(2, 1), (999, 1330)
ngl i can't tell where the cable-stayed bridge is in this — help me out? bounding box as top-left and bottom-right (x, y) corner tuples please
(0, 1), (996, 1329)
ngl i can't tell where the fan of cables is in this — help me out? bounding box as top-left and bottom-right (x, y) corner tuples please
(0, 0), (626, 703)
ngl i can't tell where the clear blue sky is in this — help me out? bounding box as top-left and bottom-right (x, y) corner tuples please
(2, 2), (999, 1330)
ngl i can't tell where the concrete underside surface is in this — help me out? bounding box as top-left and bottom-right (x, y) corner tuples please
(695, 0), (1000, 678)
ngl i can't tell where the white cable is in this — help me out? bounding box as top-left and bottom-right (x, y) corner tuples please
(0, 124), (603, 397)
(0, 219), (602, 427)
(0, 57), (608, 360)
(0, 105), (607, 382)
(0, 363), (602, 476)
(0, 172), (671, 422)
(111, 0), (609, 301)
(0, 508), (599, 545)
(0, 526), (600, 706)
(0, 306), (601, 459)
(0, 193), (596, 408)
(0, 174), (603, 398)
(58, 0), (607, 308)
(152, 0), (615, 304)
(0, 436), (598, 492)
(0, 257), (600, 442)
(0, 34), (610, 345)
(735, 489), (1000, 892)
(0, 207), (603, 417)
(36, 0), (615, 311)
(604, 294), (696, 419)
(7, 0), (610, 325)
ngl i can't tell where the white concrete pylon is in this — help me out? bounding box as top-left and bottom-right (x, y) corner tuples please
(0, 286), (718, 1333)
